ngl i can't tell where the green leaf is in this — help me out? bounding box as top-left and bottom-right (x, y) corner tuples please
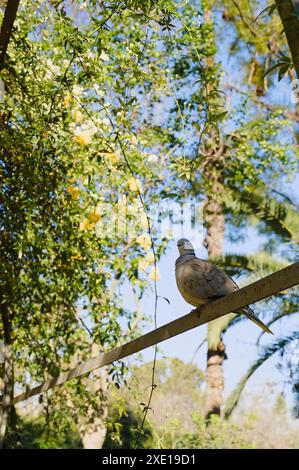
(211, 111), (228, 123)
(278, 63), (290, 81)
(263, 59), (291, 78)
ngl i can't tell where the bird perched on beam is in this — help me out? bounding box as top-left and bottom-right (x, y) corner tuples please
(175, 238), (273, 334)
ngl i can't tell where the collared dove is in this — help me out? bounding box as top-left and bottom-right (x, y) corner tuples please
(175, 238), (273, 334)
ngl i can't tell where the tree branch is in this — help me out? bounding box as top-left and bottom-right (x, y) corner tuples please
(0, 0), (20, 68)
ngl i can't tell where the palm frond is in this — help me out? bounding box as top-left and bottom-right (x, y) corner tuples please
(270, 188), (298, 208)
(225, 190), (299, 243)
(211, 252), (288, 277)
(256, 309), (299, 345)
(224, 332), (299, 419)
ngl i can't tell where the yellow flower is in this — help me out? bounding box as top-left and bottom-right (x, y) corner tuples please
(87, 211), (101, 225)
(144, 251), (155, 265)
(74, 132), (92, 146)
(130, 135), (138, 146)
(128, 198), (142, 216)
(100, 51), (109, 61)
(136, 234), (151, 251)
(138, 251), (155, 271)
(138, 258), (148, 271)
(149, 267), (160, 281)
(109, 152), (121, 165)
(94, 203), (102, 216)
(70, 254), (83, 260)
(72, 109), (83, 123)
(73, 121), (97, 146)
(139, 211), (148, 230)
(63, 93), (72, 107)
(102, 151), (121, 167)
(67, 185), (80, 199)
(79, 219), (92, 231)
(128, 177), (142, 193)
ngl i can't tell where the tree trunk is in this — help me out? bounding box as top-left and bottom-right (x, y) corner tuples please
(80, 420), (107, 449)
(204, 340), (226, 419)
(0, 0), (21, 67)
(200, 2), (227, 421)
(203, 181), (227, 420)
(275, 0), (299, 79)
(0, 303), (16, 448)
(203, 181), (225, 258)
(289, 67), (299, 143)
(76, 344), (108, 449)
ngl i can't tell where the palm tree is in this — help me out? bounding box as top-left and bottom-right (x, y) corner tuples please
(201, 185), (298, 419)
(210, 189), (299, 419)
(191, 0), (299, 419)
(224, 330), (299, 418)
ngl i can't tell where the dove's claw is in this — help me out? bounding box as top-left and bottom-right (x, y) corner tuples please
(191, 307), (201, 315)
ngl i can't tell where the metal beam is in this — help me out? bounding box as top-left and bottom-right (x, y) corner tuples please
(12, 262), (299, 405)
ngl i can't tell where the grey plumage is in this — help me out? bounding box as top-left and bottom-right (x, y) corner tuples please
(175, 238), (273, 334)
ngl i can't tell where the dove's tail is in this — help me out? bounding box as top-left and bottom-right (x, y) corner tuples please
(236, 307), (273, 335)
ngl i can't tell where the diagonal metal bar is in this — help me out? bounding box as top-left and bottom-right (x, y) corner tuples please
(11, 262), (299, 405)
(0, 0), (20, 67)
